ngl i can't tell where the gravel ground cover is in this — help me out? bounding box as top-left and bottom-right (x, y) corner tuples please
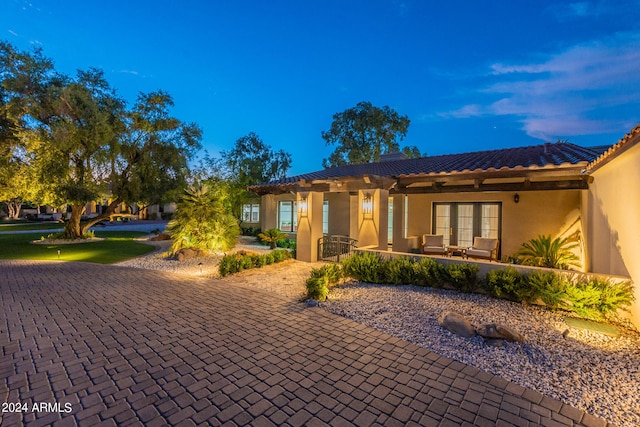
(321, 282), (640, 427)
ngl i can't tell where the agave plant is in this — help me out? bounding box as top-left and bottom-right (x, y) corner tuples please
(515, 235), (580, 270)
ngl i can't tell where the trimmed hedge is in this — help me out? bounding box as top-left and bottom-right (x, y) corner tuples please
(219, 249), (291, 277)
(309, 251), (635, 321)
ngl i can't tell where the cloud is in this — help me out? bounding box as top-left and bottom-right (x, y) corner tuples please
(441, 32), (640, 140)
(8, 30), (18, 36)
(114, 69), (140, 76)
(547, 1), (633, 21)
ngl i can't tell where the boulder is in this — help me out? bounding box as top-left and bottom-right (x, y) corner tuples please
(476, 323), (525, 342)
(176, 248), (206, 261)
(438, 311), (476, 338)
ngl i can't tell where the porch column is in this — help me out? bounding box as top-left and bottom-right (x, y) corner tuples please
(357, 189), (388, 250)
(296, 191), (324, 262)
(392, 194), (408, 252)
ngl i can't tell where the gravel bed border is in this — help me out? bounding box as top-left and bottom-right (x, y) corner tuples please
(320, 282), (640, 426)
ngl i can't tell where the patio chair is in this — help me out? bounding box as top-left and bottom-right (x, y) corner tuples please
(465, 237), (499, 262)
(422, 234), (447, 256)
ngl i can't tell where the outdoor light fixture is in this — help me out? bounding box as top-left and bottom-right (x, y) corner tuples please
(299, 194), (309, 217)
(362, 193), (373, 219)
(514, 193), (520, 203)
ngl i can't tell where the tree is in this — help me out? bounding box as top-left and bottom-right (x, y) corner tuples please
(220, 132), (291, 221)
(0, 42), (201, 237)
(321, 101), (412, 168)
(167, 181), (240, 255)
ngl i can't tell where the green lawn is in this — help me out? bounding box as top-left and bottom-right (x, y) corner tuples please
(0, 222), (64, 232)
(0, 231), (156, 264)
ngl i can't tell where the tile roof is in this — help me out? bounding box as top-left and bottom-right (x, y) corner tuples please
(586, 124), (640, 171)
(252, 142), (609, 189)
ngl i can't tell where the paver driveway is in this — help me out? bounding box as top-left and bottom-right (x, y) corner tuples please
(0, 260), (609, 426)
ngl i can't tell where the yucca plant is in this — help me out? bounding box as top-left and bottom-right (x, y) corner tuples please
(515, 235), (580, 270)
(168, 181), (240, 256)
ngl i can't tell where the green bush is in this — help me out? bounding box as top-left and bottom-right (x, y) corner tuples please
(444, 263), (479, 293)
(383, 256), (416, 285)
(306, 264), (343, 300)
(528, 271), (568, 309)
(272, 249), (291, 263)
(413, 257), (444, 287)
(484, 268), (532, 302)
(341, 251), (385, 284)
(218, 249), (290, 277)
(306, 275), (330, 300)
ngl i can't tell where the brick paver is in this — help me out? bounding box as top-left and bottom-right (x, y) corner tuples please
(0, 260), (613, 426)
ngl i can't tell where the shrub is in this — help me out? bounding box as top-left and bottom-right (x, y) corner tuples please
(218, 249), (290, 277)
(564, 278), (635, 320)
(484, 268), (532, 302)
(444, 263), (479, 293)
(341, 251), (385, 284)
(272, 249), (291, 263)
(306, 264), (343, 300)
(383, 256), (416, 285)
(413, 257), (444, 287)
(527, 271), (568, 309)
(514, 235), (580, 270)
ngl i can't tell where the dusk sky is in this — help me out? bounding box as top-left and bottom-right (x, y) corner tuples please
(2, 0), (640, 174)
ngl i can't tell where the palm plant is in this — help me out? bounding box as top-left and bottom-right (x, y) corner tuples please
(167, 181), (240, 255)
(515, 235), (580, 270)
(258, 228), (287, 249)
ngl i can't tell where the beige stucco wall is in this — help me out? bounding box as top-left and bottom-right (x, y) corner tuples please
(324, 193), (351, 236)
(585, 142), (640, 327)
(405, 190), (582, 259)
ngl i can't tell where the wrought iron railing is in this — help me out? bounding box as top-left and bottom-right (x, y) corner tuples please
(318, 235), (357, 262)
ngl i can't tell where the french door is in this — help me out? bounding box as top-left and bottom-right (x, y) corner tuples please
(433, 202), (501, 249)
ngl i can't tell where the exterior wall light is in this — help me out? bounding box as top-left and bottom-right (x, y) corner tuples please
(514, 193), (520, 203)
(362, 193), (373, 219)
(299, 194), (308, 217)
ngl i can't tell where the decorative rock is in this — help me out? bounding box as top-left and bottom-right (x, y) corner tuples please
(437, 311), (476, 338)
(476, 323), (525, 342)
(305, 299), (319, 308)
(176, 248), (206, 261)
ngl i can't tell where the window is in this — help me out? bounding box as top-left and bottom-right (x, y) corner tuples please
(242, 204), (260, 223)
(278, 201), (297, 232)
(433, 202), (501, 250)
(323, 201), (329, 234)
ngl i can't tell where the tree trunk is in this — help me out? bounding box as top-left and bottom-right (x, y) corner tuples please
(7, 199), (21, 220)
(64, 204), (84, 239)
(80, 197), (123, 236)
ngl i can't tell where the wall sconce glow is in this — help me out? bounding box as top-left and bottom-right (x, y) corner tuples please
(362, 193), (373, 219)
(299, 195), (309, 217)
(514, 193), (520, 204)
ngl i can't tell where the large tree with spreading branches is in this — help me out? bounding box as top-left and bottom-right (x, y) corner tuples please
(322, 101), (418, 168)
(0, 41), (201, 238)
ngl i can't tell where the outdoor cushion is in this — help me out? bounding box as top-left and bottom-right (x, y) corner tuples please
(423, 234), (444, 247)
(474, 237), (498, 251)
(422, 234), (447, 255)
(466, 237), (499, 261)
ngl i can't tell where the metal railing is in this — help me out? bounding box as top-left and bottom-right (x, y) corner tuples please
(318, 235), (357, 262)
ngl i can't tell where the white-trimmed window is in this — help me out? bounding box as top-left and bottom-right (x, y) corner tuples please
(278, 201), (297, 232)
(432, 202), (501, 248)
(242, 203), (260, 223)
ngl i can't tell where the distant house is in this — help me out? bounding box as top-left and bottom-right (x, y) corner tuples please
(250, 125), (640, 327)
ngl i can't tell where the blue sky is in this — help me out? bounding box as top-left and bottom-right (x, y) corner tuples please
(2, 0), (640, 174)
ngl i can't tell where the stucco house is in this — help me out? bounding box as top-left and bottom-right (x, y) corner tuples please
(249, 125), (640, 326)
